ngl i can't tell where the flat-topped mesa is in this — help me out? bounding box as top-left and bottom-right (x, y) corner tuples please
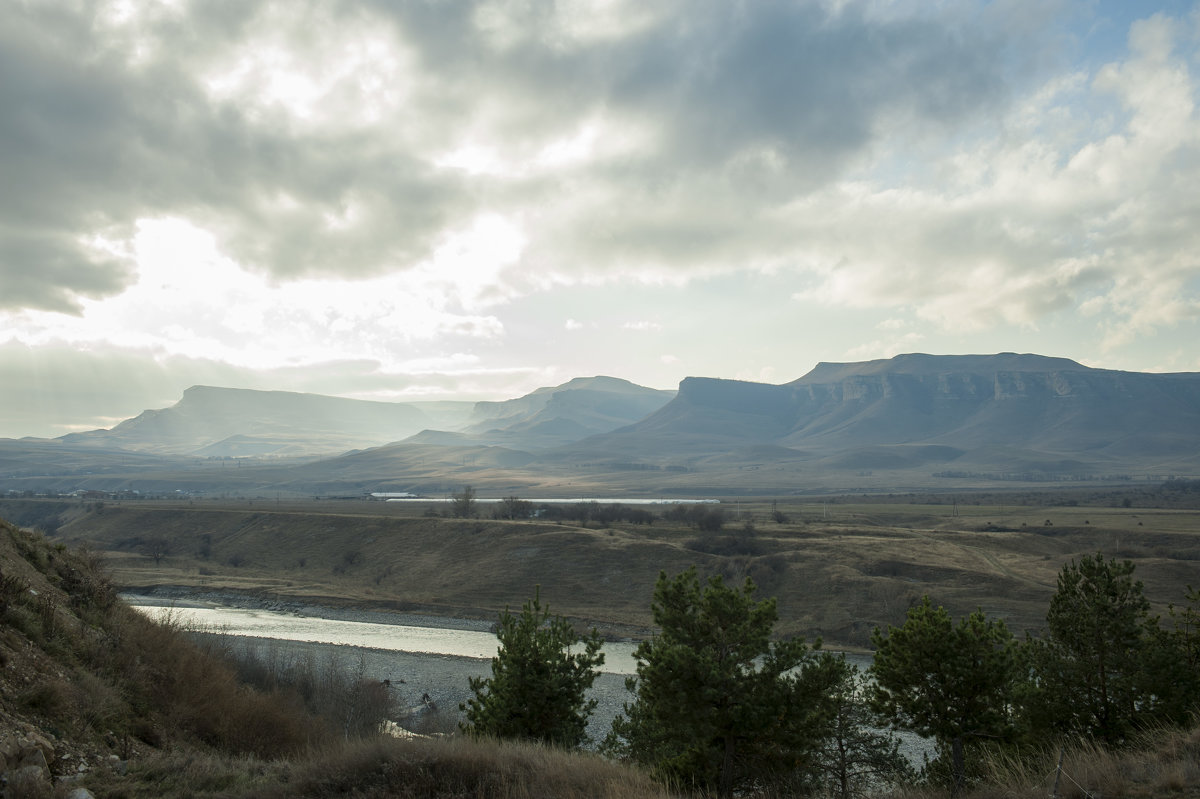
(793, 352), (1091, 384)
(600, 353), (1200, 466)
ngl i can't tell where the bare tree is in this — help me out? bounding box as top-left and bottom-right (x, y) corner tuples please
(451, 485), (477, 518)
(494, 495), (532, 520)
(142, 536), (170, 565)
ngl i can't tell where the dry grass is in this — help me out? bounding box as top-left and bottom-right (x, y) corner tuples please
(0, 519), (332, 762)
(1, 519), (676, 799)
(81, 748), (293, 798)
(79, 735), (679, 799)
(46, 499), (1200, 648)
(7, 514), (1200, 799)
(268, 736), (679, 799)
(886, 725), (1200, 799)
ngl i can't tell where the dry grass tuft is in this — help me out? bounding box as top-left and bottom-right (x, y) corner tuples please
(87, 748), (292, 799)
(269, 735), (678, 799)
(888, 724), (1200, 799)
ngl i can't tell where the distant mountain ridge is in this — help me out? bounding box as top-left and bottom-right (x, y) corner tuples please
(59, 386), (442, 457)
(2, 353), (1197, 495)
(569, 352), (1200, 475)
(52, 377), (676, 458)
(794, 352), (1089, 382)
(462, 376), (676, 448)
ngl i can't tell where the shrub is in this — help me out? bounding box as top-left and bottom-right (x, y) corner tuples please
(0, 564), (26, 613)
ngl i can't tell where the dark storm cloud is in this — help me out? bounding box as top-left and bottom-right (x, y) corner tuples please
(0, 232), (130, 314)
(360, 0), (1016, 273)
(372, 0), (1010, 180)
(606, 1), (1006, 176)
(0, 0), (1018, 313)
(0, 1), (465, 312)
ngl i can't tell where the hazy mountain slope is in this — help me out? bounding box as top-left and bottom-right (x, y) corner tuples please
(5, 354), (1197, 496)
(464, 377), (674, 438)
(782, 355), (1200, 457)
(795, 352), (1088, 382)
(0, 378), (674, 495)
(553, 378), (802, 461)
(59, 386), (450, 456)
(565, 353), (1200, 475)
(404, 400), (477, 431)
(0, 438), (189, 478)
(301, 439), (538, 476)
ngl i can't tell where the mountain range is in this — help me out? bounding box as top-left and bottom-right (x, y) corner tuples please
(2, 353), (1198, 495)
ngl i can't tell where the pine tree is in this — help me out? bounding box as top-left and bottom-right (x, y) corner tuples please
(869, 596), (1018, 798)
(605, 568), (834, 797)
(1169, 584), (1200, 673)
(460, 587), (604, 748)
(1025, 553), (1191, 743)
(817, 654), (915, 799)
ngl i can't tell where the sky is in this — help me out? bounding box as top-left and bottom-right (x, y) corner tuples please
(2, 0), (1200, 439)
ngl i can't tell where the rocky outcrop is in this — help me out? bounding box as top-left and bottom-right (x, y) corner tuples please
(1, 729), (56, 792)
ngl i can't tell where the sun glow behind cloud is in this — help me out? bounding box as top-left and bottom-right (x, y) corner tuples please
(3, 216), (525, 373)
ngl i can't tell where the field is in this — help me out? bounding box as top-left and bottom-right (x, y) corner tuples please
(11, 487), (1198, 651)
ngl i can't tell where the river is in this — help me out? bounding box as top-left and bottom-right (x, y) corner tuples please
(126, 598), (646, 673)
(125, 595), (898, 752)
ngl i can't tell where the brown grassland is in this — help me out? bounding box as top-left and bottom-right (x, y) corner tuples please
(0, 516), (673, 799)
(27, 490), (1200, 650)
(2, 486), (1199, 797)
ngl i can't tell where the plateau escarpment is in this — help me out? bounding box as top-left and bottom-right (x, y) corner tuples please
(570, 353), (1200, 478)
(1, 354), (1197, 496)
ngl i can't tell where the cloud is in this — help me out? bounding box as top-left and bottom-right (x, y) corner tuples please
(843, 332), (927, 363)
(3, 218), (507, 377)
(0, 0), (1024, 317)
(788, 10), (1200, 338)
(0, 337), (543, 439)
(0, 1), (466, 314)
(2, 0), (1198, 429)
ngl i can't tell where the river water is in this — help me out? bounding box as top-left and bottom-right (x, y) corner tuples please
(125, 596), (897, 752)
(127, 600), (646, 673)
(125, 595), (654, 741)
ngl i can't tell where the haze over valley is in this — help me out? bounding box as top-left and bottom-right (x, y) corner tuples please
(2, 353), (1197, 498)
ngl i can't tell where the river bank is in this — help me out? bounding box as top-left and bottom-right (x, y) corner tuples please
(180, 630), (633, 744)
(123, 589), (890, 752)
(121, 586), (500, 633)
(124, 589), (641, 743)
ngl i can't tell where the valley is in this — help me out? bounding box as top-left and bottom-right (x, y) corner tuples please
(15, 489), (1200, 651)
